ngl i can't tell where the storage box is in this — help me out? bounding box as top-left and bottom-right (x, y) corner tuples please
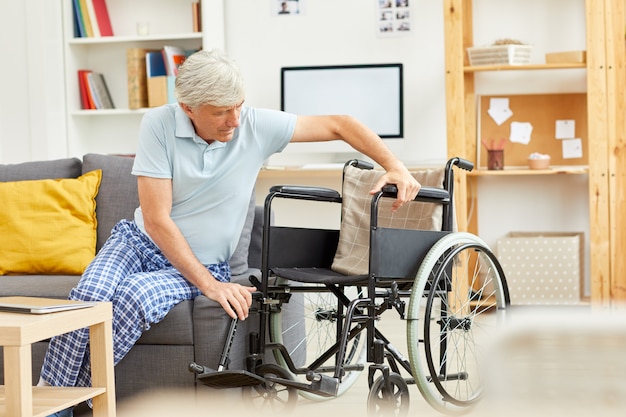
(467, 44), (532, 66)
(497, 232), (583, 305)
(147, 75), (176, 107)
(545, 50), (586, 64)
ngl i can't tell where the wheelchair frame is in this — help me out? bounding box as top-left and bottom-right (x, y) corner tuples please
(190, 157), (510, 415)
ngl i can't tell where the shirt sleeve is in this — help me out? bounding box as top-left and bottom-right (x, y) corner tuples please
(247, 108), (297, 159)
(132, 107), (175, 179)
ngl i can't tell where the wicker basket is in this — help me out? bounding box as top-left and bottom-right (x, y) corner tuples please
(467, 44), (532, 66)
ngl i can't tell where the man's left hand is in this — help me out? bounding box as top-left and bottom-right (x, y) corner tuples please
(370, 168), (421, 212)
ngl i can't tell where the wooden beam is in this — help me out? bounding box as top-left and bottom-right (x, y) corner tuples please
(586, 0), (611, 305)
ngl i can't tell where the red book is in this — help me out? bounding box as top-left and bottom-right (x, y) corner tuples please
(91, 0), (114, 36)
(77, 69), (92, 109)
(81, 70), (97, 109)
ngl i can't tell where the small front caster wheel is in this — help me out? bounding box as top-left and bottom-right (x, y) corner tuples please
(367, 373), (410, 417)
(242, 364), (298, 413)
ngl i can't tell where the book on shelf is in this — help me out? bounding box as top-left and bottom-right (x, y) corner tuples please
(72, 0), (113, 37)
(91, 0), (114, 37)
(87, 72), (115, 109)
(146, 51), (174, 107)
(72, 0), (86, 37)
(148, 76), (177, 108)
(162, 45), (187, 76)
(84, 0), (101, 37)
(192, 1), (202, 32)
(146, 51), (167, 78)
(127, 48), (153, 109)
(79, 69), (99, 109)
(77, 69), (92, 109)
(78, 0), (95, 37)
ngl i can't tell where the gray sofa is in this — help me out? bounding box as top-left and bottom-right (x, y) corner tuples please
(0, 153), (286, 402)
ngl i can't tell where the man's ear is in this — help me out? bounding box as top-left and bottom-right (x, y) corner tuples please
(179, 102), (193, 117)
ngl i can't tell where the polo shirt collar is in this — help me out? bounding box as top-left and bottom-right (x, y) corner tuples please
(174, 104), (195, 139)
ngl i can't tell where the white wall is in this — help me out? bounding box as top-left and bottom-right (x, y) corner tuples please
(0, 0), (66, 164)
(223, 0), (447, 166)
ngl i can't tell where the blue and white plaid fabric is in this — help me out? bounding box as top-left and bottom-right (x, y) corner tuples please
(40, 219), (231, 388)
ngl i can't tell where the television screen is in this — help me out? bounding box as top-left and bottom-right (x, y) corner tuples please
(281, 64), (404, 138)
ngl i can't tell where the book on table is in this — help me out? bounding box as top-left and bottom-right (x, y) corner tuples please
(0, 296), (96, 314)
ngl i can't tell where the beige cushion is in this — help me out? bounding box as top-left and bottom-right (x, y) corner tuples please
(331, 166), (445, 276)
(0, 170), (102, 275)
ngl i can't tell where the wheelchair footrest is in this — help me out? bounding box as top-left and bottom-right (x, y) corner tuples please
(197, 369), (266, 389)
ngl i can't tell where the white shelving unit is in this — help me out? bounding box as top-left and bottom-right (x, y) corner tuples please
(60, 0), (225, 157)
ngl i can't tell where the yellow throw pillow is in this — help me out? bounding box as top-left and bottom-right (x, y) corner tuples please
(331, 166), (445, 276)
(0, 170), (102, 275)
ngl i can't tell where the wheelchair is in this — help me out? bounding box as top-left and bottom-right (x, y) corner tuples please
(190, 157), (510, 415)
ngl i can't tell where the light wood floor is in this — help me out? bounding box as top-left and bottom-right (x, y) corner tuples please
(83, 305), (626, 417)
(113, 315), (473, 417)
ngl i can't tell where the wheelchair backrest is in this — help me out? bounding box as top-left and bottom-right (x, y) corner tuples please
(332, 164), (447, 277)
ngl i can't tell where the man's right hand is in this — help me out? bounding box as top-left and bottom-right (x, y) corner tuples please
(202, 280), (256, 320)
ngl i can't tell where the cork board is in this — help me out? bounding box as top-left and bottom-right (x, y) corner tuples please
(478, 93), (587, 168)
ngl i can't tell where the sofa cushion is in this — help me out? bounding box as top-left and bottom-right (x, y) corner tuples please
(0, 170), (102, 275)
(0, 275), (81, 298)
(136, 300), (194, 345)
(0, 157), (82, 181)
(331, 166), (445, 276)
(82, 153), (139, 251)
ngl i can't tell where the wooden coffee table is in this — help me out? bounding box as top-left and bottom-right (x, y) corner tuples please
(0, 299), (115, 417)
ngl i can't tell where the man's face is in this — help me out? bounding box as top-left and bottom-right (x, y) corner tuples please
(181, 101), (244, 143)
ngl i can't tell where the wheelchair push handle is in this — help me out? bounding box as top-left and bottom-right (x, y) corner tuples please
(448, 156), (474, 172)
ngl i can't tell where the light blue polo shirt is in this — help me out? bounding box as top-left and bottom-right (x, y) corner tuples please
(132, 104), (295, 265)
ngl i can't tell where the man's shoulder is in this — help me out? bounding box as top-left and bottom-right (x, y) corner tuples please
(241, 106), (295, 123)
(144, 103), (179, 120)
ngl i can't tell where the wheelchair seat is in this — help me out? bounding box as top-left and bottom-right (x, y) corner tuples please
(272, 267), (368, 285)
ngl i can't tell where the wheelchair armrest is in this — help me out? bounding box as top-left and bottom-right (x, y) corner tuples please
(382, 184), (450, 203)
(269, 185), (342, 203)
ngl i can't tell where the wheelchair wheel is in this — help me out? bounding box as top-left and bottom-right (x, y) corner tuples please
(367, 373), (410, 417)
(269, 281), (367, 400)
(241, 363), (298, 412)
(407, 232), (510, 415)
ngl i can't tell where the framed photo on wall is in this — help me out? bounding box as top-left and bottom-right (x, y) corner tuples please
(272, 0), (304, 16)
(377, 0), (411, 36)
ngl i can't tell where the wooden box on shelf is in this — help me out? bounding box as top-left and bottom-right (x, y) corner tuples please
(545, 50), (586, 64)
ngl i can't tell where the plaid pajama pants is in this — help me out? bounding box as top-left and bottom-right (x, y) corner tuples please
(40, 219), (231, 388)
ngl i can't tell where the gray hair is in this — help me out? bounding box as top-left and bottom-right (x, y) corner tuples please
(175, 49), (245, 108)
